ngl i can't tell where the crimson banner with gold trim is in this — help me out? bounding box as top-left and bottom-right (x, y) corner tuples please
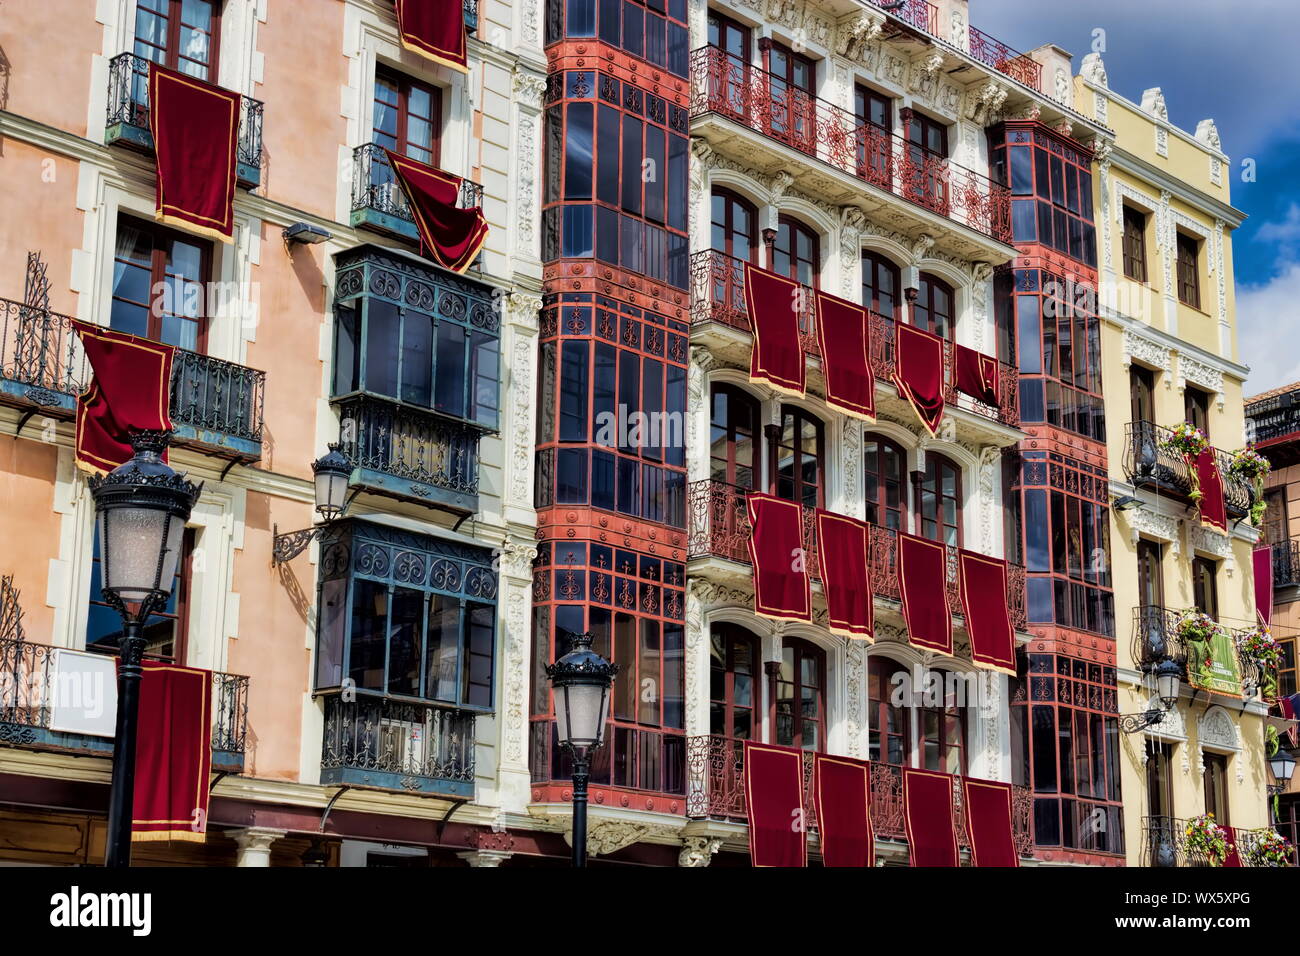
(815, 510), (873, 639)
(897, 532), (953, 655)
(961, 778), (1018, 867)
(955, 343), (999, 408)
(396, 0), (469, 73)
(744, 263), (806, 397)
(744, 741), (806, 867)
(893, 322), (945, 436)
(814, 289), (875, 420)
(903, 767), (959, 867)
(386, 150), (490, 274)
(131, 660), (212, 842)
(1192, 448), (1228, 532)
(814, 753), (873, 867)
(746, 493), (811, 622)
(958, 550), (1016, 675)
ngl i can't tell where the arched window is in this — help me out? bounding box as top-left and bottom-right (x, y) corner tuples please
(921, 674), (966, 775)
(710, 188), (757, 262)
(773, 216), (819, 288)
(709, 383), (760, 489)
(868, 656), (910, 766)
(864, 433), (907, 530)
(774, 637), (825, 751)
(773, 405), (824, 508)
(709, 623), (759, 740)
(914, 273), (955, 340)
(861, 250), (901, 319)
(919, 452), (961, 545)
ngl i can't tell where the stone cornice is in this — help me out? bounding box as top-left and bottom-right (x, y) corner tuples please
(1107, 143), (1246, 229)
(1079, 76), (1229, 161)
(1102, 308), (1250, 383)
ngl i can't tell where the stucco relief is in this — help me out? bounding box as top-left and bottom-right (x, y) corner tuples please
(1121, 328), (1173, 377)
(1125, 508), (1181, 557)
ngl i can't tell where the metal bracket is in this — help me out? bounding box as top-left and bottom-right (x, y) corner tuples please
(209, 770), (228, 793)
(219, 458), (242, 482)
(1119, 709), (1167, 734)
(434, 798), (469, 843)
(272, 523), (323, 565)
(14, 408), (40, 436)
(318, 786), (351, 832)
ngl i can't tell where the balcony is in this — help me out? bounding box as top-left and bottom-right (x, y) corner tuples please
(350, 143), (485, 245)
(685, 735), (1034, 860)
(105, 52), (263, 189)
(1121, 421), (1252, 519)
(686, 479), (1027, 631)
(866, 0), (937, 36)
(689, 249), (1020, 429)
(332, 393), (481, 513)
(1273, 539), (1300, 598)
(1141, 816), (1298, 867)
(0, 298), (267, 463)
(1130, 605), (1250, 684)
(0, 636), (249, 772)
(462, 0), (479, 33)
(689, 46), (1014, 251)
(966, 26), (1042, 92)
(1246, 388), (1300, 465)
(319, 691), (475, 797)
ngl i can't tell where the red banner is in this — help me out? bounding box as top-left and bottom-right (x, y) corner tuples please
(897, 532), (953, 655)
(814, 510), (873, 639)
(814, 290), (874, 420)
(1253, 545), (1273, 628)
(744, 741), (806, 867)
(746, 493), (811, 622)
(955, 344), (999, 408)
(893, 323), (945, 436)
(386, 151), (489, 274)
(148, 63), (239, 242)
(903, 768), (959, 867)
(396, 0), (469, 72)
(813, 754), (873, 867)
(744, 262), (806, 397)
(958, 550), (1016, 675)
(72, 322), (174, 474)
(961, 778), (1019, 867)
(131, 660), (212, 842)
(1222, 826), (1242, 868)
(1192, 448), (1227, 532)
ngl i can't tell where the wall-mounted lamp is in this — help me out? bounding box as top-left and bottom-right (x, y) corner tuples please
(1118, 658), (1182, 733)
(283, 222), (333, 245)
(1112, 495), (1141, 512)
(272, 445), (355, 564)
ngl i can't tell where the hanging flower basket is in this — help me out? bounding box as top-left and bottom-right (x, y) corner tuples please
(1238, 624), (1283, 671)
(1163, 422), (1210, 504)
(1246, 828), (1295, 867)
(1227, 445), (1271, 526)
(1184, 812), (1232, 867)
(1176, 609), (1223, 686)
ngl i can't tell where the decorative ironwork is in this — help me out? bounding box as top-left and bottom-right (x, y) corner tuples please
(23, 252), (49, 313)
(1118, 708), (1168, 734)
(1131, 604), (1251, 685)
(1122, 421), (1252, 518)
(967, 25), (1043, 91)
(867, 0), (938, 35)
(105, 52), (264, 173)
(211, 671), (249, 753)
(272, 525), (324, 565)
(1246, 389), (1300, 445)
(690, 46), (1013, 245)
(320, 692), (475, 784)
(350, 142), (484, 222)
(0, 295), (87, 404)
(1273, 538), (1300, 589)
(333, 393), (481, 496)
(170, 347), (266, 445)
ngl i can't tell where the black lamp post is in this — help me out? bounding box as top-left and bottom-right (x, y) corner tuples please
(1119, 658), (1182, 733)
(545, 631), (616, 867)
(88, 430), (200, 868)
(271, 444), (353, 564)
(1268, 733), (1297, 799)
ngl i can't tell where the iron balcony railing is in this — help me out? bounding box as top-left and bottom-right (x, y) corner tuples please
(350, 142), (485, 224)
(170, 347), (266, 446)
(0, 297), (85, 407)
(690, 251), (1020, 427)
(1130, 605), (1252, 684)
(685, 735), (1034, 858)
(1122, 421), (1252, 517)
(690, 46), (1013, 245)
(106, 52), (264, 175)
(1141, 816), (1298, 867)
(967, 25), (1043, 92)
(0, 635), (249, 758)
(1273, 539), (1300, 590)
(1245, 389), (1300, 446)
(333, 393), (481, 497)
(462, 0), (479, 32)
(686, 479), (1028, 630)
(867, 0), (938, 35)
(320, 691), (475, 788)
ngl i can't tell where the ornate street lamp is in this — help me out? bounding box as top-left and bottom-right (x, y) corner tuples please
(272, 444), (353, 563)
(545, 631), (617, 867)
(88, 430), (200, 868)
(1119, 658), (1182, 733)
(1268, 734), (1297, 795)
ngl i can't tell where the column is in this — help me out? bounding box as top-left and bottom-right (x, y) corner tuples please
(231, 827), (285, 867)
(496, 537), (540, 810)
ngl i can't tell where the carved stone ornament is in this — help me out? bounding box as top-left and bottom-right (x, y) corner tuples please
(678, 836), (724, 867)
(1080, 53), (1108, 88)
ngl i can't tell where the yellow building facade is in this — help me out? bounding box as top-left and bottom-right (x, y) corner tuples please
(1074, 55), (1273, 866)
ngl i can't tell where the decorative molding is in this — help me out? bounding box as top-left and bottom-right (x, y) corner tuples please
(1080, 53), (1108, 88)
(1194, 119), (1221, 152)
(1126, 508), (1181, 557)
(1176, 352), (1225, 408)
(1121, 328), (1173, 377)
(844, 637), (866, 758)
(678, 836), (724, 867)
(1140, 87), (1168, 122)
(1187, 522), (1233, 574)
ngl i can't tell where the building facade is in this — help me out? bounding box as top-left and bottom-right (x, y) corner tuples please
(0, 0), (1282, 867)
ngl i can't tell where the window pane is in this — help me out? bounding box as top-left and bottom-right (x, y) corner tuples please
(348, 579), (388, 692)
(434, 321), (467, 418)
(426, 594), (461, 702)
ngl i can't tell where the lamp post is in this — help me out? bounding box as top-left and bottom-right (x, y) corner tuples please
(1119, 658), (1182, 733)
(545, 631), (616, 867)
(1268, 733), (1297, 798)
(88, 430), (200, 868)
(271, 444), (353, 564)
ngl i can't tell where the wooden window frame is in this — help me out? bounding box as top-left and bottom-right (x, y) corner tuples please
(111, 215), (212, 352)
(706, 9), (751, 61)
(134, 0), (222, 80)
(1176, 232), (1201, 309)
(868, 655), (911, 767)
(770, 404), (825, 509)
(914, 272), (955, 340)
(918, 451), (961, 546)
(710, 187), (758, 262)
(861, 250), (901, 319)
(771, 637), (826, 752)
(1203, 752), (1230, 825)
(863, 432), (908, 531)
(1122, 206), (1148, 282)
(708, 383), (760, 490)
(709, 622), (760, 741)
(1192, 556), (1219, 620)
(1136, 538), (1164, 610)
(373, 66), (443, 167)
(1184, 385), (1210, 439)
(773, 215), (819, 289)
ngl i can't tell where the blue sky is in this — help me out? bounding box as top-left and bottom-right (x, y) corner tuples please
(970, 0), (1300, 394)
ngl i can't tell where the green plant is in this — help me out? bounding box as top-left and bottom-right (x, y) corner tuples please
(1184, 813), (1232, 866)
(1228, 445), (1272, 526)
(1246, 828), (1295, 867)
(1164, 423), (1211, 505)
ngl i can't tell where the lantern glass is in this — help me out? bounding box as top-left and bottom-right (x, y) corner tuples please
(1270, 747), (1297, 786)
(556, 680), (609, 750)
(98, 502), (183, 607)
(315, 469), (348, 519)
(1155, 662), (1180, 707)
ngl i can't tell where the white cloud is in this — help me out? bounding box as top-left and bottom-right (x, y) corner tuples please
(1256, 204), (1300, 243)
(1237, 262), (1300, 397)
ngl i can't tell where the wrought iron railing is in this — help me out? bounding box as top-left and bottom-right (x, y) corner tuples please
(1131, 605), (1252, 686)
(105, 52), (264, 173)
(967, 26), (1042, 91)
(685, 736), (1033, 857)
(867, 0), (938, 35)
(685, 480), (1027, 628)
(462, 0), (479, 31)
(0, 297), (88, 406)
(320, 691), (475, 785)
(0, 636), (249, 755)
(1245, 389), (1300, 445)
(1122, 421), (1252, 517)
(333, 393), (481, 496)
(690, 47), (1013, 244)
(689, 249), (1020, 428)
(350, 142), (485, 223)
(1273, 539), (1300, 590)
(170, 347), (266, 445)
(1141, 816), (1295, 867)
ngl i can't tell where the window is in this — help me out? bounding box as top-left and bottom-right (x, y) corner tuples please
(110, 216), (209, 351)
(707, 9), (749, 60)
(1262, 489), (1287, 546)
(1185, 386), (1210, 438)
(709, 383), (760, 489)
(134, 0), (220, 81)
(772, 216), (818, 288)
(867, 656), (910, 766)
(1203, 752), (1230, 825)
(1130, 365), (1156, 425)
(1136, 539), (1164, 609)
(861, 251), (900, 319)
(710, 188), (757, 262)
(991, 124), (1096, 267)
(1176, 233), (1201, 308)
(908, 110), (947, 158)
(772, 405), (824, 509)
(863, 433), (907, 530)
(86, 528), (195, 664)
(1280, 638), (1297, 698)
(773, 638), (825, 751)
(372, 69), (441, 168)
(914, 273), (954, 340)
(1146, 740), (1175, 817)
(854, 84), (892, 184)
(1192, 556), (1218, 620)
(904, 109), (949, 213)
(710, 623), (758, 740)
(766, 41), (816, 152)
(315, 522), (498, 710)
(918, 452), (960, 546)
(921, 679), (966, 775)
(1122, 206), (1147, 282)
(553, 0), (689, 77)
